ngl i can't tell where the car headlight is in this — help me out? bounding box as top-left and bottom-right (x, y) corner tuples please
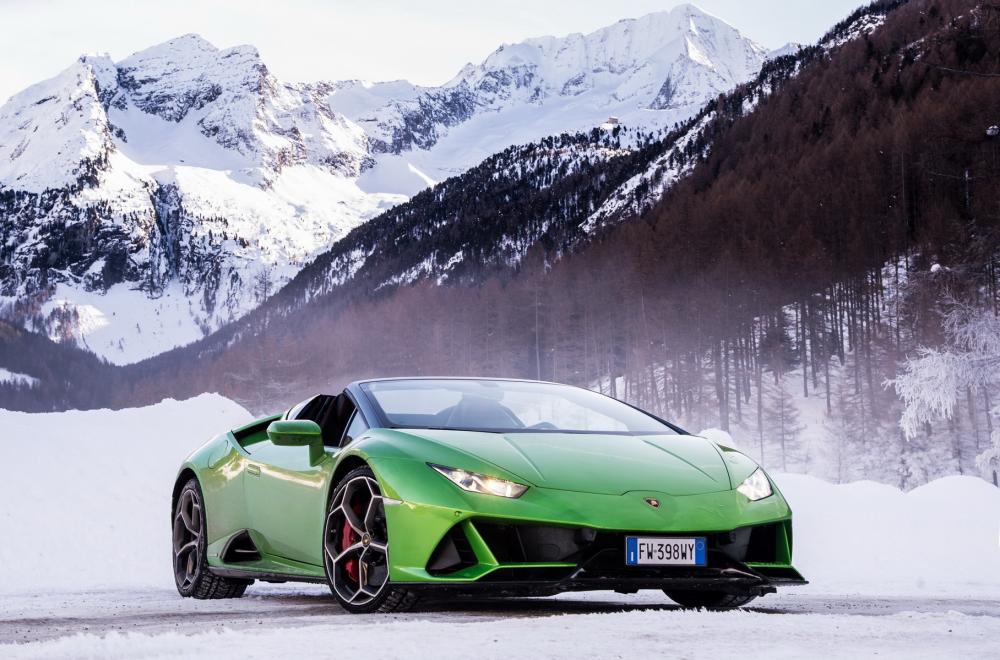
(430, 464), (528, 498)
(736, 468), (773, 501)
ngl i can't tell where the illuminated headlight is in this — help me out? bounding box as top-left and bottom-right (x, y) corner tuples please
(736, 468), (773, 501)
(430, 464), (528, 498)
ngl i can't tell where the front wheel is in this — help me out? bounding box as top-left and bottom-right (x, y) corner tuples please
(664, 590), (757, 609)
(323, 467), (418, 613)
(172, 478), (251, 599)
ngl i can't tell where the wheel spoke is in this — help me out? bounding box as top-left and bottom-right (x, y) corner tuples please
(179, 495), (198, 534)
(175, 539), (198, 557)
(329, 541), (364, 564)
(339, 504), (365, 535)
(189, 503), (202, 533)
(364, 495), (384, 535)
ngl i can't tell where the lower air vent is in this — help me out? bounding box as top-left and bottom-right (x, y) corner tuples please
(221, 530), (262, 563)
(427, 525), (477, 575)
(744, 523), (779, 563)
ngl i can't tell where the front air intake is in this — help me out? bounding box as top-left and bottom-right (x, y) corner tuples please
(474, 522), (587, 563)
(426, 525), (478, 575)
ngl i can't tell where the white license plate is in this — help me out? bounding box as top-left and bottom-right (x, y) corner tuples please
(625, 537), (707, 566)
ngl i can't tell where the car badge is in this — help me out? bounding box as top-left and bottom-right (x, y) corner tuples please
(644, 497), (660, 508)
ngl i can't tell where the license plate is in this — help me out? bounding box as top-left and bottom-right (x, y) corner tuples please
(625, 537), (707, 566)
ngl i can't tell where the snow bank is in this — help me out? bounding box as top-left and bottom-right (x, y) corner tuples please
(781, 474), (1000, 596)
(0, 395), (253, 594)
(0, 395), (997, 597)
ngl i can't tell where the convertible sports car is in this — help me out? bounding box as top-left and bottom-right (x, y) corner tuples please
(172, 378), (805, 613)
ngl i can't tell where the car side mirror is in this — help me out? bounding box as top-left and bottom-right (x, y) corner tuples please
(267, 420), (325, 465)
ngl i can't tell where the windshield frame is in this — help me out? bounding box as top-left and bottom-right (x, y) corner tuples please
(356, 378), (686, 435)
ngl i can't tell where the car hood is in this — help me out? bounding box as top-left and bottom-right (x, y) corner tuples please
(403, 429), (733, 496)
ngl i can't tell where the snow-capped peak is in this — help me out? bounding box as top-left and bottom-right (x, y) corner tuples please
(0, 34), (395, 364)
(472, 3), (765, 106)
(0, 57), (115, 192)
(767, 42), (806, 60)
(328, 3), (767, 159)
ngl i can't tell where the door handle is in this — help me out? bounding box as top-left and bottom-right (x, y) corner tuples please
(247, 464), (261, 476)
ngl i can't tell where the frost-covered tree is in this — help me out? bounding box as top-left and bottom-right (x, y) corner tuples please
(891, 303), (1000, 486)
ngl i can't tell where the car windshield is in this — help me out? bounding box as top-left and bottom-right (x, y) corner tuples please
(360, 379), (678, 434)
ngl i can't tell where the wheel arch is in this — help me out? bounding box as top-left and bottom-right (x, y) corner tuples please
(328, 455), (371, 505)
(172, 467), (198, 515)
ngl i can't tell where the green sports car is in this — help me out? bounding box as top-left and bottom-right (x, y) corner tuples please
(172, 378), (805, 613)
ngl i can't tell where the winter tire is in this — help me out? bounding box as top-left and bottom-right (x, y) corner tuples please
(324, 467), (418, 613)
(173, 478), (251, 599)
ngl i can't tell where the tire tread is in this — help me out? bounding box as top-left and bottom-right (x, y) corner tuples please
(664, 590), (757, 609)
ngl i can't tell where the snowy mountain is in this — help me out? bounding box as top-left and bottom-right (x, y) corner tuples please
(0, 35), (400, 364)
(0, 5), (768, 364)
(332, 3), (766, 194)
(766, 42), (805, 60)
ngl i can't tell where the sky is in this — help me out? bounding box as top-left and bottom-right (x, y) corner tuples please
(0, 0), (866, 103)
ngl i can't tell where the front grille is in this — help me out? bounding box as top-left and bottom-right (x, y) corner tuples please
(474, 522), (591, 563)
(425, 519), (784, 576)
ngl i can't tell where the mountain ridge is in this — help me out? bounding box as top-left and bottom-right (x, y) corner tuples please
(0, 4), (773, 364)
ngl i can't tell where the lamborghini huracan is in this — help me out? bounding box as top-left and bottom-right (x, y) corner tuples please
(171, 378), (805, 612)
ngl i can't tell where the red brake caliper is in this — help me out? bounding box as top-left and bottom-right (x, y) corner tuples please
(341, 502), (364, 583)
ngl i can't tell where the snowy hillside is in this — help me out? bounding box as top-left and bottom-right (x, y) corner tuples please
(0, 7), (771, 365)
(331, 3), (766, 195)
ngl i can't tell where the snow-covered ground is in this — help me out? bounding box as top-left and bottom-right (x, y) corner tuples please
(5, 591), (999, 659)
(1, 395), (998, 656)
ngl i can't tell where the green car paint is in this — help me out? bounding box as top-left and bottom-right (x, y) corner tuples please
(173, 379), (804, 601)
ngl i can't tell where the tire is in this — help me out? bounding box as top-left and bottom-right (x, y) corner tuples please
(323, 467), (418, 613)
(172, 478), (251, 599)
(664, 590), (757, 609)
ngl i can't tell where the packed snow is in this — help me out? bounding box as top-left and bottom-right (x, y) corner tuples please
(5, 606), (999, 659)
(1, 395), (998, 655)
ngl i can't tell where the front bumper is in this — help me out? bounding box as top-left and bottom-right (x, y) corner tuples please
(399, 525), (806, 597)
(374, 457), (806, 594)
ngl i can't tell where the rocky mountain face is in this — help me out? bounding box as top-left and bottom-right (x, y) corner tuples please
(0, 5), (770, 365)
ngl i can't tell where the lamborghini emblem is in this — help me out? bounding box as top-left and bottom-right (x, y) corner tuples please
(644, 497), (661, 508)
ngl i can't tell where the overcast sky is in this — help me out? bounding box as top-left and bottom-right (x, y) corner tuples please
(1, 0), (865, 103)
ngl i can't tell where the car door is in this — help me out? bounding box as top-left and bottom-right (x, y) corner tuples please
(244, 393), (360, 566)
